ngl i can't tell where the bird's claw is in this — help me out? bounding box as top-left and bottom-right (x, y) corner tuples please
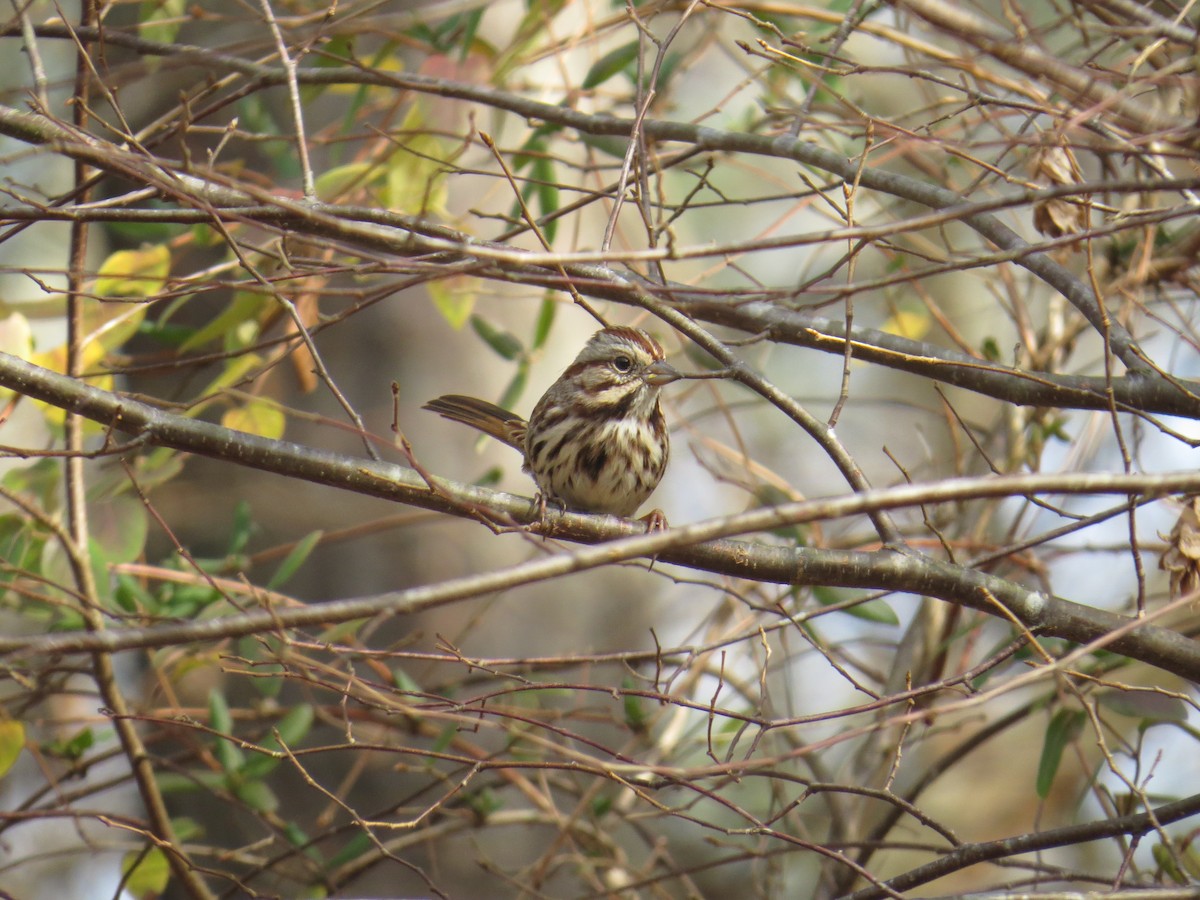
(638, 508), (669, 532)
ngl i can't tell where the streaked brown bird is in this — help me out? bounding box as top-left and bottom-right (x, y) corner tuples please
(423, 326), (680, 519)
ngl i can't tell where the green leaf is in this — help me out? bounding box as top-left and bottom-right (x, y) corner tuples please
(103, 208), (186, 245)
(228, 501), (254, 557)
(273, 704), (315, 748)
(651, 50), (684, 91)
(222, 398), (286, 440)
(429, 274), (479, 329)
(511, 125), (560, 170)
(113, 574), (154, 614)
(621, 679), (648, 733)
(532, 297), (557, 349)
(179, 292), (266, 352)
(267, 531), (323, 590)
(155, 772), (216, 794)
(0, 515), (48, 596)
(970, 630), (1022, 689)
(313, 34), (356, 67)
(88, 494), (149, 568)
(496, 363), (529, 413)
(494, 0), (570, 78)
(529, 156), (560, 243)
(477, 466), (504, 487)
(410, 16), (453, 52)
(1036, 708), (1086, 798)
(284, 822), (323, 864)
(181, 351), (267, 422)
(2, 458), (59, 507)
(1153, 842), (1189, 885)
(45, 727), (94, 761)
(1037, 416), (1071, 443)
(578, 132), (631, 159)
(583, 41), (640, 89)
(234, 778), (279, 813)
(208, 689), (244, 774)
(383, 107), (449, 216)
(393, 668), (423, 693)
(431, 723), (456, 754)
(408, 6), (486, 59)
(467, 786), (502, 818)
(456, 7), (484, 60)
(319, 618), (368, 644)
(845, 599), (899, 624)
(755, 485), (808, 544)
(52, 609), (85, 633)
(0, 721), (25, 778)
(243, 704), (314, 779)
(122, 846), (170, 898)
(812, 586), (899, 625)
(1183, 841), (1200, 881)
(139, 0), (186, 47)
(170, 817), (204, 842)
(327, 831), (373, 870)
(95, 245), (170, 299)
(470, 316), (524, 360)
(154, 772), (220, 792)
(314, 161), (378, 202)
(159, 578), (221, 618)
(250, 665), (285, 701)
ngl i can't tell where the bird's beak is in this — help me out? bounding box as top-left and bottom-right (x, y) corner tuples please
(646, 360), (682, 387)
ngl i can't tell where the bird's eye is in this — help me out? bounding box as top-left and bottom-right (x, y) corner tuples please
(613, 354), (633, 373)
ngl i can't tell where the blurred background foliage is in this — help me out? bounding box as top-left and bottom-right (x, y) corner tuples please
(0, 0), (1199, 896)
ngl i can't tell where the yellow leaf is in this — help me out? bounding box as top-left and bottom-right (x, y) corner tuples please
(32, 276), (146, 370)
(314, 162), (379, 203)
(383, 106), (449, 217)
(33, 341), (102, 380)
(0, 313), (34, 408)
(139, 0), (186, 47)
(0, 720), (25, 779)
(90, 303), (148, 354)
(163, 650), (222, 684)
(28, 346), (114, 429)
(319, 51), (403, 96)
(0, 312), (33, 357)
(95, 245), (170, 299)
(222, 399), (286, 440)
(882, 309), (931, 341)
(428, 273), (479, 329)
(122, 846), (170, 898)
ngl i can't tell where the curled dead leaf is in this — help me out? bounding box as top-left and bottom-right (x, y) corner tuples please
(1030, 141), (1087, 239)
(1159, 495), (1200, 598)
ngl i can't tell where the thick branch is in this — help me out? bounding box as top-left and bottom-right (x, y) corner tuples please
(3, 193), (1198, 420)
(2, 95), (1195, 419)
(0, 30), (1155, 370)
(844, 791), (1200, 899)
(888, 0), (1195, 142)
(671, 292), (1200, 419)
(0, 351), (1198, 680)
